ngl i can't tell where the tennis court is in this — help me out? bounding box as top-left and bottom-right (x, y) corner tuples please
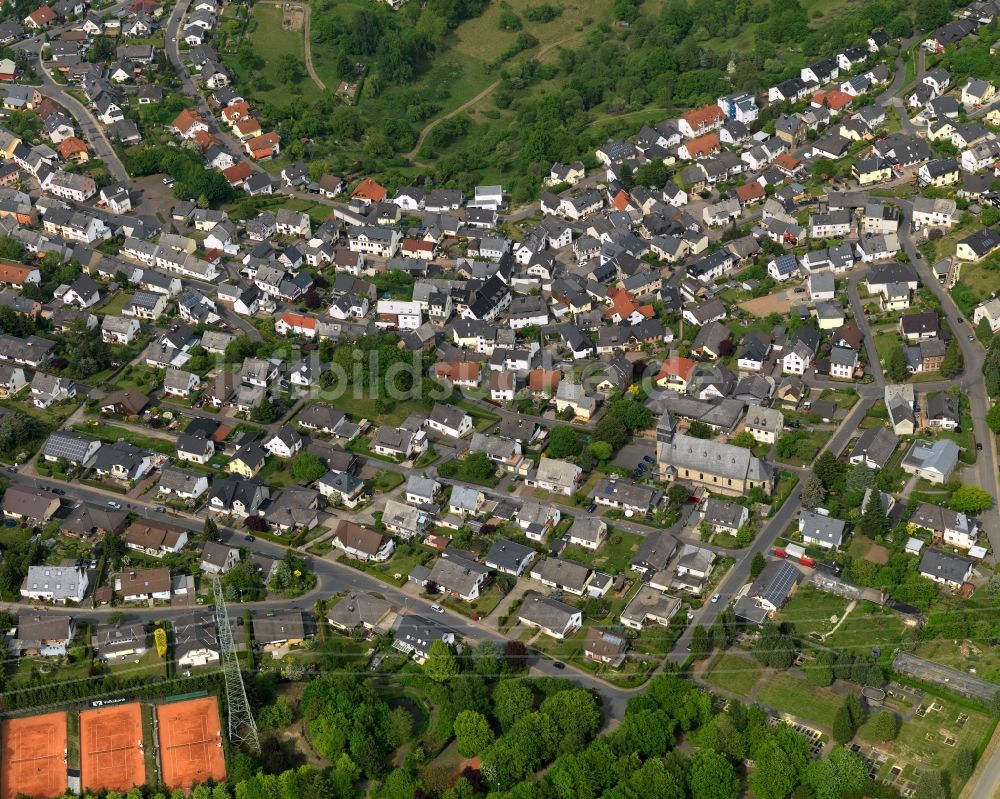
(79, 704), (145, 793)
(157, 697), (226, 789)
(0, 712), (67, 799)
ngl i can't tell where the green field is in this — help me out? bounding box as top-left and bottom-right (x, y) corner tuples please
(775, 586), (849, 638)
(755, 672), (845, 729)
(73, 422), (174, 456)
(226, 4), (307, 106)
(703, 652), (763, 698)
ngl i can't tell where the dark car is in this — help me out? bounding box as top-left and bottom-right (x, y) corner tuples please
(977, 442), (984, 452)
(245, 535), (256, 542)
(586, 503), (597, 513)
(643, 455), (654, 463)
(553, 661), (565, 670)
(52, 488), (65, 495)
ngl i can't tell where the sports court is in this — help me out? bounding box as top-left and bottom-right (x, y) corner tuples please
(0, 711), (67, 799)
(79, 703), (145, 793)
(157, 697), (227, 789)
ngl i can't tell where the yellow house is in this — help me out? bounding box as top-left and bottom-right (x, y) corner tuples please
(0, 130), (20, 159)
(961, 78), (995, 108)
(985, 108), (1000, 126)
(852, 156), (893, 186)
(227, 442), (266, 477)
(927, 119), (955, 142)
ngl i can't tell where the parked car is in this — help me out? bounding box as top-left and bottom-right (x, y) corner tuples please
(977, 442), (984, 452)
(107, 501), (121, 509)
(430, 604), (444, 614)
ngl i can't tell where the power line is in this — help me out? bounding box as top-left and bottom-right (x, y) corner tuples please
(213, 577), (259, 753)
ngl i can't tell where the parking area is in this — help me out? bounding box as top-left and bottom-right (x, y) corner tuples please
(611, 440), (656, 472)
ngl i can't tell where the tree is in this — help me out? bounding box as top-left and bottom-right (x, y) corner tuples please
(202, 517), (220, 541)
(869, 710), (899, 741)
(860, 489), (890, 538)
(381, 768), (417, 799)
(988, 404), (1000, 434)
(804, 748), (868, 799)
(986, 338), (1000, 396)
(748, 739), (800, 799)
(251, 398), (280, 424)
(687, 750), (738, 799)
(886, 344), (908, 382)
(588, 440), (613, 461)
(424, 640), (458, 682)
(493, 680), (534, 731)
(979, 316), (994, 344)
(832, 703), (854, 744)
(845, 463), (876, 493)
(453, 710), (494, 756)
(940, 337), (964, 378)
(954, 746), (976, 780)
(813, 451), (844, 490)
(750, 551), (767, 579)
(916, 0), (951, 29)
(688, 420), (712, 439)
(950, 484), (993, 514)
(801, 473), (826, 508)
(291, 452), (328, 484)
(539, 688), (601, 754)
(806, 650), (835, 687)
(547, 426), (582, 458)
(691, 625), (710, 659)
(731, 431), (756, 448)
(913, 769), (948, 799)
(667, 483), (691, 506)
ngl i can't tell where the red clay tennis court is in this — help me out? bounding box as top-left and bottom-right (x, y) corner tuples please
(157, 697), (227, 789)
(0, 711), (67, 799)
(80, 703), (145, 793)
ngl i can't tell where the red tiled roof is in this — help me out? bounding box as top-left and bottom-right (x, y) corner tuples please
(221, 161), (251, 184)
(278, 312), (317, 330)
(734, 181), (764, 203)
(352, 177), (387, 203)
(681, 104), (725, 128)
(683, 132), (720, 158)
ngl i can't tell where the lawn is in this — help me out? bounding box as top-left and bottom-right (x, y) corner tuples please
(755, 672), (845, 729)
(370, 469), (404, 493)
(258, 457), (298, 488)
(224, 4), (307, 106)
(442, 582), (505, 619)
(560, 529), (643, 575)
(817, 388), (859, 412)
(100, 291), (133, 316)
(824, 606), (913, 666)
(775, 585), (849, 637)
(703, 652), (763, 698)
(106, 647), (166, 680)
(73, 422), (174, 456)
(958, 261), (1000, 302)
(330, 393), (431, 427)
(873, 328), (900, 370)
(350, 541), (435, 586)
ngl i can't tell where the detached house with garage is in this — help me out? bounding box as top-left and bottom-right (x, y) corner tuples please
(799, 509), (848, 549)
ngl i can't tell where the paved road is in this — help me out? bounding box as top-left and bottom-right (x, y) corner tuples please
(3, 468), (636, 721)
(895, 199), (1000, 552)
(12, 43), (129, 182)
